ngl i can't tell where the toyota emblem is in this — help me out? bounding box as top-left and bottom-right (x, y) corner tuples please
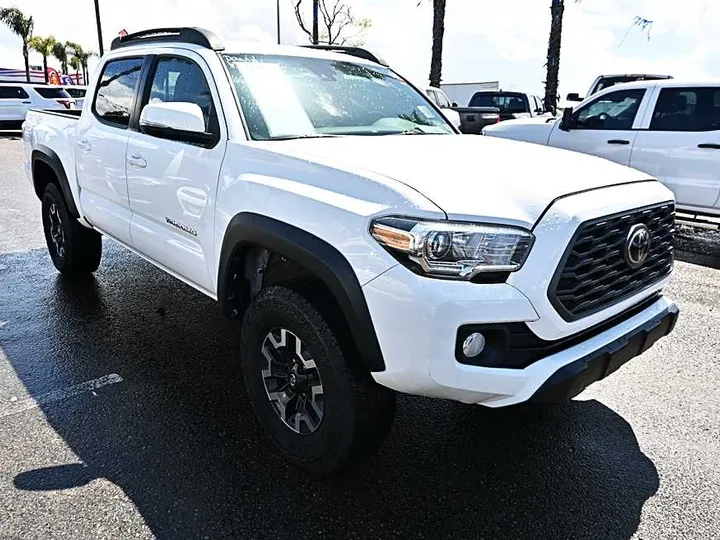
(625, 223), (651, 269)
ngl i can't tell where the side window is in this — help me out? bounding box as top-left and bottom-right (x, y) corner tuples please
(146, 56), (217, 133)
(650, 87), (720, 132)
(93, 57), (144, 127)
(435, 91), (450, 108)
(0, 86), (29, 99)
(575, 89), (645, 130)
(426, 90), (439, 105)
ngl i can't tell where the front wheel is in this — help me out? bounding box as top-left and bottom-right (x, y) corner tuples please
(240, 286), (396, 473)
(41, 183), (102, 277)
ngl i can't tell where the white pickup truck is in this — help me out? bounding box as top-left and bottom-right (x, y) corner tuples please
(484, 80), (720, 218)
(23, 27), (678, 473)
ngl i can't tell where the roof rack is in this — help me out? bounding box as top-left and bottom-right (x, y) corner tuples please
(301, 45), (388, 66)
(110, 27), (224, 52)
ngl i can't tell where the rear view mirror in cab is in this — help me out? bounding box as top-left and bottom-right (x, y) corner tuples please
(139, 102), (216, 146)
(566, 93), (583, 102)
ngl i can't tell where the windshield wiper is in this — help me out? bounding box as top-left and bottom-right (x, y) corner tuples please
(265, 134), (339, 141)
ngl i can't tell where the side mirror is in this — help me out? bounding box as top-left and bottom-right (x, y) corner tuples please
(139, 102), (215, 145)
(566, 92), (582, 102)
(559, 107), (574, 131)
(451, 102), (459, 108)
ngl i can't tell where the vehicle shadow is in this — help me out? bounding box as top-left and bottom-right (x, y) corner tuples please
(1, 245), (659, 539)
(674, 223), (720, 270)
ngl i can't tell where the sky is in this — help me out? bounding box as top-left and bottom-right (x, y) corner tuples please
(0, 0), (718, 100)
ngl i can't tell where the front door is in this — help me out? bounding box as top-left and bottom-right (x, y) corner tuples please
(75, 56), (146, 244)
(549, 88), (647, 166)
(126, 53), (225, 294)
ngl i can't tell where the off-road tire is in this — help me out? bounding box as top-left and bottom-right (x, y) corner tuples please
(41, 183), (101, 277)
(241, 286), (396, 473)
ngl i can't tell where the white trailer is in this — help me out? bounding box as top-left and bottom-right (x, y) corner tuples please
(441, 81), (500, 107)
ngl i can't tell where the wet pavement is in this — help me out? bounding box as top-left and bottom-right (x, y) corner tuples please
(1, 135), (720, 539)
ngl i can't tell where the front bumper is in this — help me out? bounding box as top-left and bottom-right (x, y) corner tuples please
(364, 266), (677, 408)
(530, 302), (678, 403)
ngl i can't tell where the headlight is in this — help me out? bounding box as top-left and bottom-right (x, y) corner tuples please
(370, 217), (534, 280)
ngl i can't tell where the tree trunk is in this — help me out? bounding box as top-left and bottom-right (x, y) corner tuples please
(544, 0), (565, 113)
(43, 55), (49, 84)
(429, 0), (446, 88)
(23, 42), (30, 83)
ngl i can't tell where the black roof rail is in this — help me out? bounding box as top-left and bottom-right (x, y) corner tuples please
(301, 45), (388, 66)
(110, 27), (224, 52)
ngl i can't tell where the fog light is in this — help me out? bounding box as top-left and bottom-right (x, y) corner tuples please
(462, 332), (486, 358)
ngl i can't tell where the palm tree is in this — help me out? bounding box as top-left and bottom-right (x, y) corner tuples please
(0, 7), (34, 82)
(69, 54), (82, 84)
(544, 0), (582, 112)
(29, 35), (57, 84)
(52, 41), (69, 74)
(66, 42), (90, 84)
(75, 49), (94, 85)
(428, 0), (446, 88)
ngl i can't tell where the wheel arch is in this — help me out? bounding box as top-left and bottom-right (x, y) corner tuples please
(218, 213), (386, 372)
(31, 145), (80, 218)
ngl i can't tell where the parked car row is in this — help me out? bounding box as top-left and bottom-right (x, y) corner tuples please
(0, 83), (87, 128)
(483, 79), (720, 218)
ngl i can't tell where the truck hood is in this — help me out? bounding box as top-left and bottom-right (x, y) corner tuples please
(482, 116), (558, 145)
(258, 134), (652, 228)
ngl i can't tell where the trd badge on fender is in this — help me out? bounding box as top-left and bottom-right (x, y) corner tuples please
(625, 223), (651, 269)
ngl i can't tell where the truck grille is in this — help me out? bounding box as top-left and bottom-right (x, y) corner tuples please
(549, 203), (675, 321)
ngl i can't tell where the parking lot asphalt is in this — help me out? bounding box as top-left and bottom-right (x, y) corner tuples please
(1, 134), (719, 539)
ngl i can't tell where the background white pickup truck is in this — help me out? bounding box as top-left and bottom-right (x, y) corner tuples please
(484, 80), (720, 218)
(23, 27), (678, 473)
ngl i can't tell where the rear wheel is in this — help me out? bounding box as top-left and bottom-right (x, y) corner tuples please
(41, 183), (101, 277)
(241, 286), (396, 473)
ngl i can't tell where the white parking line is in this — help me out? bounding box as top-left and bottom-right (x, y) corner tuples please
(0, 373), (124, 419)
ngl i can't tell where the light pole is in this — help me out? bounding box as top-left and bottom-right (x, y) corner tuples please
(94, 0), (104, 56)
(276, 0), (281, 44)
(312, 0), (319, 44)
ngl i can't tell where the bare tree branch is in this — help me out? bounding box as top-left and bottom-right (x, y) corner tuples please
(293, 0), (370, 45)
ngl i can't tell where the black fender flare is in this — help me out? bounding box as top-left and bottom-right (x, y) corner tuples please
(218, 213), (386, 372)
(31, 145), (80, 218)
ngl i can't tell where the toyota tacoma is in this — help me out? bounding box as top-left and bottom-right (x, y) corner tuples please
(23, 28), (678, 473)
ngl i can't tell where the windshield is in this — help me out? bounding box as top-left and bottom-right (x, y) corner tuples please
(469, 92), (527, 113)
(33, 87), (71, 99)
(222, 53), (454, 140)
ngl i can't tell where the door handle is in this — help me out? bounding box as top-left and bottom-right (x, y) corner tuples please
(698, 143), (720, 149)
(77, 139), (92, 152)
(607, 139), (630, 145)
(21, 101), (31, 104)
(127, 154), (147, 168)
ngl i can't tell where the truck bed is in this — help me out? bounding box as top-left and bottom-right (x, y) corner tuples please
(30, 109), (83, 119)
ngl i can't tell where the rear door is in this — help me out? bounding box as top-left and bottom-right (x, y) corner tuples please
(0, 85), (31, 121)
(548, 87), (648, 165)
(126, 52), (225, 293)
(631, 86), (720, 211)
(75, 56), (147, 245)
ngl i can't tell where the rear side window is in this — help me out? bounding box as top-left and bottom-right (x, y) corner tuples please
(93, 57), (144, 127)
(33, 87), (71, 99)
(650, 87), (720, 132)
(65, 88), (86, 98)
(435, 91), (450, 108)
(0, 86), (29, 99)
